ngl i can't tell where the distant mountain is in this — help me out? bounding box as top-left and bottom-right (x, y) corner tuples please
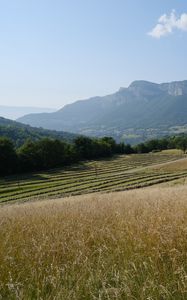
(0, 117), (78, 147)
(17, 80), (187, 143)
(0, 106), (55, 120)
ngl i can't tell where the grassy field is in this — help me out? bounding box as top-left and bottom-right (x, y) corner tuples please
(0, 151), (186, 204)
(1, 186), (187, 299)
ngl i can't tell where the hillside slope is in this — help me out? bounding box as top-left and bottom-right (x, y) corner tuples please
(0, 117), (78, 147)
(1, 186), (187, 299)
(18, 80), (187, 142)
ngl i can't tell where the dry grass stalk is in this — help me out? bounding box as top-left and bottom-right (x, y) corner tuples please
(1, 186), (187, 299)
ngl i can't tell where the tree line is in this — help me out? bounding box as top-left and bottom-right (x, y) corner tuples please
(0, 136), (133, 176)
(1, 135), (187, 176)
(134, 135), (187, 154)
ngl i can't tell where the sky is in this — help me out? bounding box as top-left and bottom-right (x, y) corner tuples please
(0, 0), (187, 109)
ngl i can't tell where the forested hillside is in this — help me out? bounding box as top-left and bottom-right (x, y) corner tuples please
(0, 117), (77, 147)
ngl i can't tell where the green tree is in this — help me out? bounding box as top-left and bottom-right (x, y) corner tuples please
(17, 139), (40, 171)
(100, 137), (117, 153)
(0, 137), (17, 175)
(74, 136), (94, 159)
(176, 136), (187, 154)
(134, 143), (149, 154)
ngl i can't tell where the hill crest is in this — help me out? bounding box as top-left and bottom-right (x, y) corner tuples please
(17, 80), (187, 143)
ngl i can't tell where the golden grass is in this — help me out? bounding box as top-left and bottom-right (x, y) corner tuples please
(156, 177), (187, 188)
(1, 187), (187, 299)
(151, 157), (187, 172)
(159, 149), (183, 155)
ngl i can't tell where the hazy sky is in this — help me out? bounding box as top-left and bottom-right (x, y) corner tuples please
(0, 0), (187, 109)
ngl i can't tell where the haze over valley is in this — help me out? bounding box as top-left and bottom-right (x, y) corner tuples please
(0, 106), (55, 120)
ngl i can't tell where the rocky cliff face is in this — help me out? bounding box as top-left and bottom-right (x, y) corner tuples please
(160, 81), (187, 96)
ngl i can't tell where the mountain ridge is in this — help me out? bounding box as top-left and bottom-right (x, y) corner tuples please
(17, 80), (187, 143)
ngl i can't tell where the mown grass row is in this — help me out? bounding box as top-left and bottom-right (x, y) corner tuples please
(1, 169), (187, 200)
(0, 153), (185, 203)
(0, 153), (180, 186)
(1, 158), (179, 194)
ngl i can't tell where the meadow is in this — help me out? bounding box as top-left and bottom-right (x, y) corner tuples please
(0, 151), (186, 204)
(1, 186), (187, 299)
(1, 151), (187, 299)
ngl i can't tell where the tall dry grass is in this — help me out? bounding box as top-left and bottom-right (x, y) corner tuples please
(1, 187), (187, 299)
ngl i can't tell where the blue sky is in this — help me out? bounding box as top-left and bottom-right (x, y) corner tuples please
(0, 0), (187, 108)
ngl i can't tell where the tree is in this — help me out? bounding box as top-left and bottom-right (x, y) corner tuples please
(74, 136), (94, 159)
(18, 138), (76, 172)
(134, 143), (149, 154)
(100, 137), (117, 153)
(0, 137), (17, 175)
(176, 136), (187, 154)
(146, 139), (161, 152)
(17, 139), (40, 171)
(123, 144), (134, 154)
